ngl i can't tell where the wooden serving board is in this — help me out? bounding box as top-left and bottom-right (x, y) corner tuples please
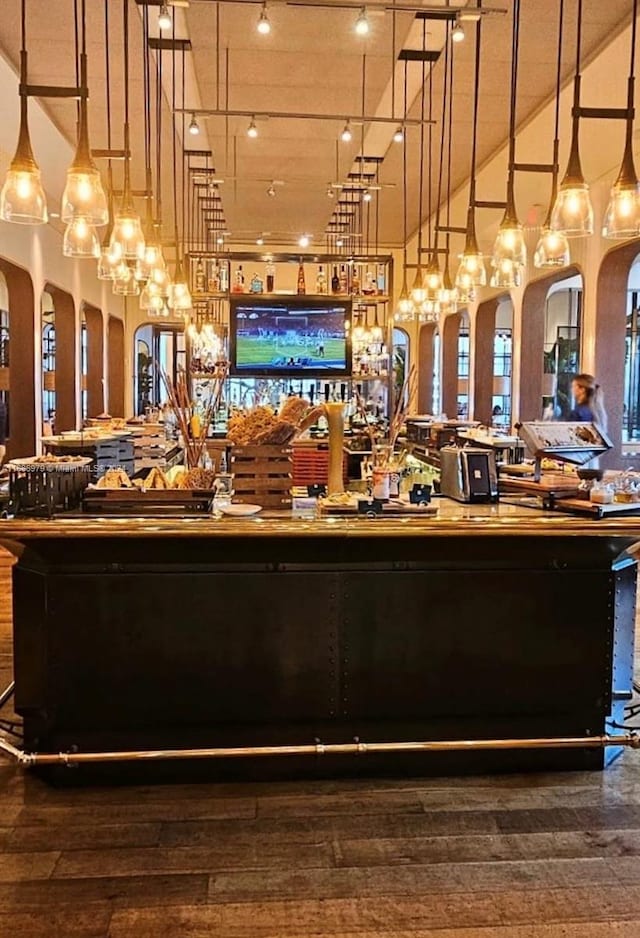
(318, 499), (438, 517)
(552, 497), (640, 519)
(83, 488), (214, 514)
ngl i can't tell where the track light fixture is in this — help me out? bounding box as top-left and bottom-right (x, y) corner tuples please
(158, 2), (172, 32)
(257, 3), (271, 34)
(298, 234), (311, 248)
(256, 236), (264, 245)
(188, 113), (200, 136)
(363, 189), (372, 202)
(341, 121), (353, 143)
(393, 126), (404, 143)
(355, 7), (369, 36)
(267, 183), (276, 197)
(326, 186), (335, 198)
(451, 15), (465, 43)
(247, 117), (258, 138)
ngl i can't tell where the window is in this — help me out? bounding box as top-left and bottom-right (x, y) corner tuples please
(432, 330), (441, 415)
(457, 315), (469, 418)
(543, 287), (582, 419)
(133, 324), (186, 415)
(492, 329), (512, 425)
(392, 328), (409, 405)
(624, 291), (640, 441)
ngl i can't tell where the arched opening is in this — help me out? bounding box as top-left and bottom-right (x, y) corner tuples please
(392, 327), (409, 404)
(441, 312), (462, 418)
(520, 265), (582, 421)
(81, 303), (104, 419)
(133, 322), (186, 416)
(543, 274), (583, 420)
(595, 240), (640, 465)
(43, 283), (76, 432)
(0, 274), (9, 449)
(0, 258), (35, 458)
(418, 322), (438, 414)
(474, 296), (513, 426)
(108, 316), (125, 417)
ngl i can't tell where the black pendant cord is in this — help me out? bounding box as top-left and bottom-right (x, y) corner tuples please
(156, 34), (163, 226)
(104, 0), (114, 228)
(547, 0), (565, 213)
(622, 0), (639, 173)
(171, 19), (180, 259)
(426, 57), (433, 256)
(469, 3), (482, 208)
(445, 18), (455, 278)
(505, 0), (521, 212)
(417, 19), (427, 263)
(402, 59), (409, 276)
(142, 2), (153, 227)
(73, 0), (79, 122)
(433, 23), (451, 261)
(181, 47), (187, 254)
(121, 0), (132, 207)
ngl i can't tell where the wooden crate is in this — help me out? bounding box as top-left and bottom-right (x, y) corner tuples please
(83, 488), (213, 515)
(231, 445), (292, 509)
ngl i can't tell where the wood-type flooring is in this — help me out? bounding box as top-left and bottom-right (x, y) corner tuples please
(1, 548), (640, 937)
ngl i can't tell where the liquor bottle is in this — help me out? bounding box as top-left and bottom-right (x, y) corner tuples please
(219, 262), (229, 294)
(363, 270), (376, 295)
(208, 259), (220, 293)
(339, 265), (348, 294)
(266, 261), (275, 293)
(316, 265), (327, 295)
(331, 266), (340, 294)
(351, 265), (361, 296)
(376, 263), (386, 295)
(195, 258), (206, 293)
(232, 265), (245, 294)
(297, 260), (306, 295)
(250, 272), (264, 294)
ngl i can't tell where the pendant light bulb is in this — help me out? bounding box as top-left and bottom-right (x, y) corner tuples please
(395, 272), (415, 322)
(341, 121), (353, 143)
(602, 137), (640, 239)
(113, 261), (140, 296)
(188, 113), (200, 136)
(489, 256), (523, 290)
(491, 216), (527, 271)
(393, 126), (404, 143)
(298, 234), (311, 248)
(62, 216), (100, 258)
(140, 279), (164, 312)
(534, 226), (570, 269)
(109, 209), (146, 261)
(355, 7), (370, 36)
(410, 264), (427, 305)
(97, 237), (123, 280)
(451, 16), (465, 43)
(135, 239), (163, 282)
(257, 4), (271, 34)
(158, 2), (172, 32)
(247, 117), (258, 138)
(551, 181), (594, 237)
(456, 249), (486, 289)
(1, 50), (48, 225)
(454, 268), (475, 305)
(363, 189), (372, 203)
(168, 260), (192, 312)
(424, 254), (444, 299)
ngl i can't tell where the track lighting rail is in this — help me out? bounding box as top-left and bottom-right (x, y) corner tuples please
(175, 106), (434, 126)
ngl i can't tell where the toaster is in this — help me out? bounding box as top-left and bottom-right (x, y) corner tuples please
(439, 445), (499, 503)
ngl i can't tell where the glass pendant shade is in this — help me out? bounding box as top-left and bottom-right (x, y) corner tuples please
(97, 233), (122, 280)
(456, 251), (486, 289)
(168, 260), (192, 312)
(395, 272), (415, 322)
(140, 280), (165, 312)
(418, 299), (440, 324)
(1, 67), (47, 225)
(534, 225), (570, 269)
(61, 167), (108, 226)
(438, 265), (459, 313)
(424, 255), (444, 299)
(550, 182), (594, 237)
(109, 209), (146, 261)
(113, 262), (140, 296)
(63, 217), (100, 258)
(135, 240), (164, 281)
(602, 137), (640, 240)
(410, 265), (427, 305)
(489, 256), (523, 290)
(492, 218), (527, 270)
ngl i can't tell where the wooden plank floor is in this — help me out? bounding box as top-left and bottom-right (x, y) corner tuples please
(1, 549), (640, 937)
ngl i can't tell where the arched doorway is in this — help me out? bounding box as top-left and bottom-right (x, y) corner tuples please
(0, 258), (35, 457)
(133, 322), (186, 416)
(108, 315), (125, 417)
(392, 327), (410, 405)
(0, 274), (9, 449)
(418, 322), (438, 414)
(43, 283), (76, 432)
(474, 296), (513, 426)
(81, 303), (104, 419)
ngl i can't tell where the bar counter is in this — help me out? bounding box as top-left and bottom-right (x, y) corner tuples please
(1, 501), (638, 782)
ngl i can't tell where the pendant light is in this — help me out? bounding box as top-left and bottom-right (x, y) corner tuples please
(110, 0), (145, 264)
(395, 60), (415, 322)
(136, 7), (164, 284)
(62, 0), (108, 226)
(438, 30), (459, 315)
(63, 216), (101, 258)
(535, 0), (570, 268)
(426, 25), (453, 311)
(491, 0), (525, 287)
(113, 261), (140, 296)
(0, 0), (47, 224)
(97, 1), (121, 279)
(411, 24), (429, 306)
(167, 32), (191, 314)
(551, 0), (593, 237)
(602, 0), (640, 239)
(456, 13), (486, 292)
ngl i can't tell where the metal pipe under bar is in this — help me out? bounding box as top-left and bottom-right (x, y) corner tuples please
(174, 107), (435, 126)
(1, 734), (637, 768)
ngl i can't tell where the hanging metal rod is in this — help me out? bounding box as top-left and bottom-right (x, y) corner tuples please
(20, 83), (86, 99)
(1, 733), (637, 768)
(174, 107), (435, 126)
(170, 0), (507, 14)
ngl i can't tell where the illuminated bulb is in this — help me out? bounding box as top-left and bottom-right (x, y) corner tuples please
(355, 7), (369, 36)
(113, 262), (140, 296)
(298, 234), (311, 248)
(257, 4), (271, 34)
(63, 216), (100, 258)
(61, 168), (108, 225)
(534, 226), (570, 269)
(602, 181), (640, 239)
(456, 250), (486, 288)
(109, 210), (145, 260)
(492, 220), (527, 270)
(267, 183), (276, 197)
(256, 237), (264, 245)
(451, 16), (465, 42)
(393, 126), (404, 143)
(341, 121), (353, 143)
(550, 183), (594, 237)
(363, 189), (372, 203)
(327, 186), (335, 198)
(489, 256), (523, 289)
(1, 167), (48, 224)
(247, 117), (258, 138)
(188, 114), (200, 136)
(336, 238), (343, 247)
(158, 2), (172, 32)
(410, 266), (427, 305)
(216, 236), (224, 245)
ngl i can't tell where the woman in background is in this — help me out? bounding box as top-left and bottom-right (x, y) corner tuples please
(570, 373), (607, 430)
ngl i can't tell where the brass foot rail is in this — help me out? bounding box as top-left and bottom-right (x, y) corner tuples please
(0, 733), (638, 768)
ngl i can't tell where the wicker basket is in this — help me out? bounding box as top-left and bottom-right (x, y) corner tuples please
(231, 445), (292, 509)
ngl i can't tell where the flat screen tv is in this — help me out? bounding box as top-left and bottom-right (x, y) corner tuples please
(230, 297), (352, 376)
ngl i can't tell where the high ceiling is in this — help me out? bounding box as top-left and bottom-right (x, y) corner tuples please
(0, 0), (634, 250)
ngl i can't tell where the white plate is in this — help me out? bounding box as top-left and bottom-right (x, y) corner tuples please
(219, 503), (263, 517)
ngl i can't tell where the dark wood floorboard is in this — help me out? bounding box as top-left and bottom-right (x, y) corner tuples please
(1, 550), (640, 937)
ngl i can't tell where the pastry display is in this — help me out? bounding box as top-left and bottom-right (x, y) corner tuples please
(227, 399), (325, 446)
(94, 468), (134, 489)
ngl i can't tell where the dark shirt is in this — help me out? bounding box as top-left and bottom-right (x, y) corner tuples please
(570, 403), (594, 422)
(0, 400), (6, 445)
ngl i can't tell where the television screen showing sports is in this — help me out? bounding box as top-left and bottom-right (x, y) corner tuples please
(230, 298), (351, 376)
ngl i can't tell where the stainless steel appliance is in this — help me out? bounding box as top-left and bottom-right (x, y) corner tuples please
(439, 445), (499, 503)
